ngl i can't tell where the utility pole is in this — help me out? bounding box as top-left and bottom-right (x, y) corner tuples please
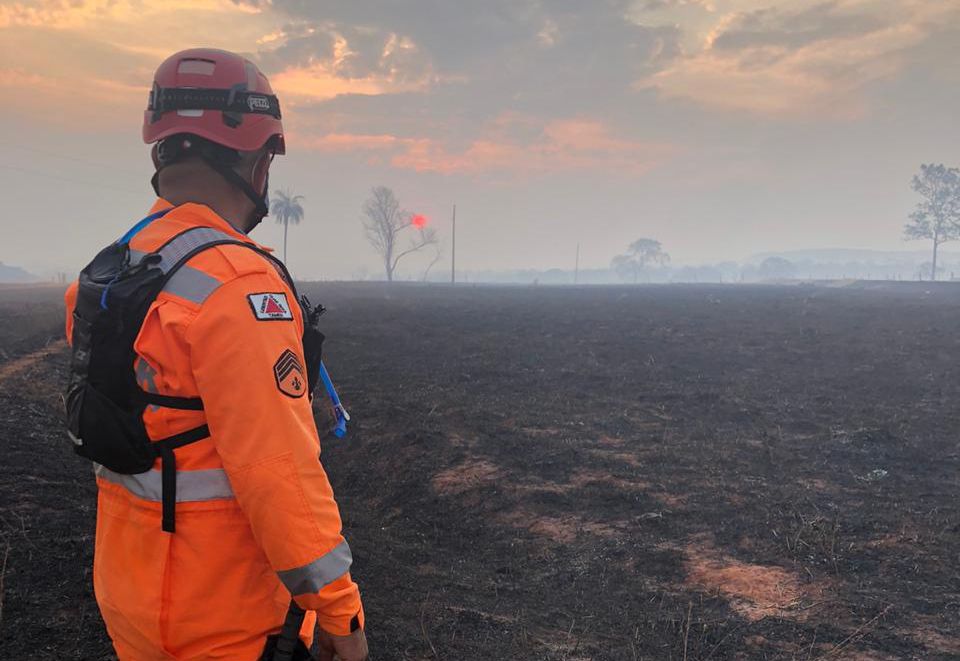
(574, 242), (580, 285)
(451, 204), (457, 284)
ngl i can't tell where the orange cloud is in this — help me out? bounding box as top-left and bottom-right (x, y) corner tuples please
(644, 27), (907, 119)
(0, 0), (276, 92)
(271, 61), (430, 102)
(0, 68), (144, 126)
(638, 0), (959, 119)
(298, 118), (675, 177)
(0, 0), (256, 30)
(0, 1), (432, 130)
(264, 27), (435, 103)
(299, 133), (405, 151)
(397, 119), (675, 175)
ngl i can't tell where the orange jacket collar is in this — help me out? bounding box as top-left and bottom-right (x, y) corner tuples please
(149, 198), (275, 253)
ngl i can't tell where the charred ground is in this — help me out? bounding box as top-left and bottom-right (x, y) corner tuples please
(0, 282), (958, 660)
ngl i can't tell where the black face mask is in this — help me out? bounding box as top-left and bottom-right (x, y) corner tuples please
(246, 170), (270, 233)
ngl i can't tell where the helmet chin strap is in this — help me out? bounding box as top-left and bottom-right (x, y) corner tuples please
(151, 150), (270, 234)
(199, 156), (269, 232)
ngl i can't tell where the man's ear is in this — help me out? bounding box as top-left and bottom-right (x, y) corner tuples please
(150, 144), (160, 169)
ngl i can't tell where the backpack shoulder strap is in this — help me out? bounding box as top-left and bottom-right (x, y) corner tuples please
(125, 227), (292, 534)
(131, 226), (298, 301)
(127, 227), (255, 413)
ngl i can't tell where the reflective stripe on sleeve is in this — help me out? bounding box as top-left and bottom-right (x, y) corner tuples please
(94, 464), (234, 502)
(134, 358), (159, 393)
(130, 245), (225, 306)
(276, 540), (353, 595)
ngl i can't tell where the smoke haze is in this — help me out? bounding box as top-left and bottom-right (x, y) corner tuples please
(1, 0), (958, 280)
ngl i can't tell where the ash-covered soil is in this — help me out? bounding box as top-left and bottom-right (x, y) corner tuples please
(1, 282), (958, 660)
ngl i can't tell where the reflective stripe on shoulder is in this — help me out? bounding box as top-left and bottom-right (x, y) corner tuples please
(129, 226), (240, 306)
(153, 226), (241, 272)
(164, 266), (222, 305)
(129, 226), (240, 272)
(276, 540), (353, 596)
(94, 464), (234, 502)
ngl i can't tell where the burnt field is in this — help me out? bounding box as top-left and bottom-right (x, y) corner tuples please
(1, 281), (959, 660)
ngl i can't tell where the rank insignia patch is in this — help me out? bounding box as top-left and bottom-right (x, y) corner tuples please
(274, 349), (306, 398)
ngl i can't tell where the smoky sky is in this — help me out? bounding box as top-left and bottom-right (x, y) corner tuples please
(1, 0), (958, 279)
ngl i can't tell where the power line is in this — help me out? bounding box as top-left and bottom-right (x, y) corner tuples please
(0, 140), (143, 177)
(451, 203), (456, 284)
(0, 163), (145, 196)
(574, 242), (580, 284)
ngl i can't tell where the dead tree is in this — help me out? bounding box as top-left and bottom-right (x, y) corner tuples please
(362, 186), (438, 282)
(904, 164), (960, 281)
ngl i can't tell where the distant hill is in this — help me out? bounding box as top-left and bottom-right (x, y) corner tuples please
(0, 262), (40, 283)
(748, 248), (957, 264)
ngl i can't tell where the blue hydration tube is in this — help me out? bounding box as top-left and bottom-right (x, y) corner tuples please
(118, 207), (174, 244)
(102, 207), (175, 309)
(318, 360), (350, 438)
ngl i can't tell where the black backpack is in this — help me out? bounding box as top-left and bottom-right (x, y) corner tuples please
(65, 208), (325, 533)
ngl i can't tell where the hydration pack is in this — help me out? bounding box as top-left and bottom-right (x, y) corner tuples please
(65, 207), (325, 532)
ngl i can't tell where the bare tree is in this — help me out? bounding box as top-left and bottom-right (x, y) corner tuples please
(421, 243), (443, 282)
(362, 186), (438, 282)
(611, 238), (670, 283)
(904, 164), (960, 281)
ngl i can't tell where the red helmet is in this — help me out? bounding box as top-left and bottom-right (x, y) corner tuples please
(143, 48), (285, 155)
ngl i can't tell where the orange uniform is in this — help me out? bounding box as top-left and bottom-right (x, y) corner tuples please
(65, 200), (363, 660)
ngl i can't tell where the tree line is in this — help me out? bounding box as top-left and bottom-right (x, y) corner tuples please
(271, 165), (960, 283)
(610, 163), (960, 284)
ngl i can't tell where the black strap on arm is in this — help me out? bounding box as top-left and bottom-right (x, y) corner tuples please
(139, 236), (304, 534)
(148, 84), (281, 124)
(153, 424), (211, 533)
(138, 391), (204, 410)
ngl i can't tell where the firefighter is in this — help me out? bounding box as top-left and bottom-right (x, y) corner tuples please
(64, 48), (368, 660)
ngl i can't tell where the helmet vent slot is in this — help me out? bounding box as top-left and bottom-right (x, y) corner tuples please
(178, 59), (216, 75)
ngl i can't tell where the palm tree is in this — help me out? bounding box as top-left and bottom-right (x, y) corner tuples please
(271, 189), (305, 263)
